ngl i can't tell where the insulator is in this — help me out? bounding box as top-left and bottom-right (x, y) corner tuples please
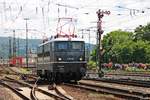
(141, 10), (144, 13)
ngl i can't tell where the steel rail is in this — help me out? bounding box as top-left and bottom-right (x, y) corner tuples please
(86, 72), (150, 77)
(30, 77), (39, 100)
(5, 76), (68, 100)
(105, 73), (150, 77)
(83, 78), (150, 88)
(55, 85), (73, 100)
(0, 80), (30, 100)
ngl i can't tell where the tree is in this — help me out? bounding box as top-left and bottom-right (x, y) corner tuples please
(90, 48), (97, 61)
(132, 40), (150, 63)
(90, 28), (150, 65)
(102, 30), (134, 63)
(134, 23), (150, 41)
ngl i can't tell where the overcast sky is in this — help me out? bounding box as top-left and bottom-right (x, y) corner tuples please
(0, 0), (150, 43)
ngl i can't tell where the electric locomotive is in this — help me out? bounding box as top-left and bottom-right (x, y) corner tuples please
(37, 34), (87, 82)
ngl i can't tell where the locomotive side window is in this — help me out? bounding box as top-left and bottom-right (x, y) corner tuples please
(52, 42), (54, 51)
(44, 43), (50, 57)
(38, 46), (43, 53)
(44, 43), (50, 52)
(37, 46), (43, 57)
(37, 46), (43, 63)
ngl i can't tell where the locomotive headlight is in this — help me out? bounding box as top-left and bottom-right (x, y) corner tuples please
(58, 58), (62, 61)
(79, 57), (83, 61)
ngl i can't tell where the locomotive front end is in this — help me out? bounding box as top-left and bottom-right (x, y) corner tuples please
(54, 40), (87, 81)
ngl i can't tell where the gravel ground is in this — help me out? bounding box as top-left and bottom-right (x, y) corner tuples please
(61, 85), (123, 100)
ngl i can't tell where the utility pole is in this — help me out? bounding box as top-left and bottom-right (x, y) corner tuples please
(3, 1), (7, 21)
(81, 29), (84, 39)
(87, 29), (91, 61)
(17, 36), (19, 56)
(13, 30), (16, 58)
(9, 36), (12, 59)
(96, 9), (110, 77)
(79, 29), (91, 61)
(24, 18), (29, 68)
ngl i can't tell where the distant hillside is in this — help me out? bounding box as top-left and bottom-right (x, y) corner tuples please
(0, 37), (95, 58)
(0, 37), (41, 58)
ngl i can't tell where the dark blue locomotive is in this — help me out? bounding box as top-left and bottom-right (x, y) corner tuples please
(37, 35), (87, 82)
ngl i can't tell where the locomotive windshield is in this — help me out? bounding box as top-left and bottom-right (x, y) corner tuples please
(71, 42), (83, 50)
(56, 42), (68, 50)
(55, 41), (84, 51)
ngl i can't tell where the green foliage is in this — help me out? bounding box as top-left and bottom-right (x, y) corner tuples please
(91, 27), (150, 64)
(134, 23), (150, 41)
(102, 30), (135, 63)
(90, 48), (97, 61)
(87, 60), (97, 70)
(125, 67), (146, 72)
(17, 68), (32, 74)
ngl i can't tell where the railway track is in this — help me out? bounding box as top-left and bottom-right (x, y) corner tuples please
(105, 73), (150, 77)
(83, 78), (150, 88)
(64, 80), (150, 100)
(87, 72), (150, 77)
(0, 79), (30, 100)
(0, 76), (73, 100)
(30, 77), (39, 100)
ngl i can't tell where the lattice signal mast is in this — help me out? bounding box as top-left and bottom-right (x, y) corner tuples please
(96, 9), (110, 77)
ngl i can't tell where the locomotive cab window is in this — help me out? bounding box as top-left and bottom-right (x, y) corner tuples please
(71, 42), (84, 51)
(55, 41), (84, 51)
(55, 42), (68, 51)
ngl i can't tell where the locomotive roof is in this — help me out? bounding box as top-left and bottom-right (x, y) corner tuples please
(38, 37), (84, 47)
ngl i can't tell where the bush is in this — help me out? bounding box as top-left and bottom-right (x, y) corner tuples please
(125, 67), (146, 72)
(87, 61), (96, 70)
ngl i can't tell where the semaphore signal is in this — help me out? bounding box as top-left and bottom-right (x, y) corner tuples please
(96, 9), (110, 77)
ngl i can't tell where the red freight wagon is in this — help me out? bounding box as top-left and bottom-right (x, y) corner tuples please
(9, 57), (23, 67)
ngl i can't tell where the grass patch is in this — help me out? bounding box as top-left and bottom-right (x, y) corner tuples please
(20, 68), (32, 74)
